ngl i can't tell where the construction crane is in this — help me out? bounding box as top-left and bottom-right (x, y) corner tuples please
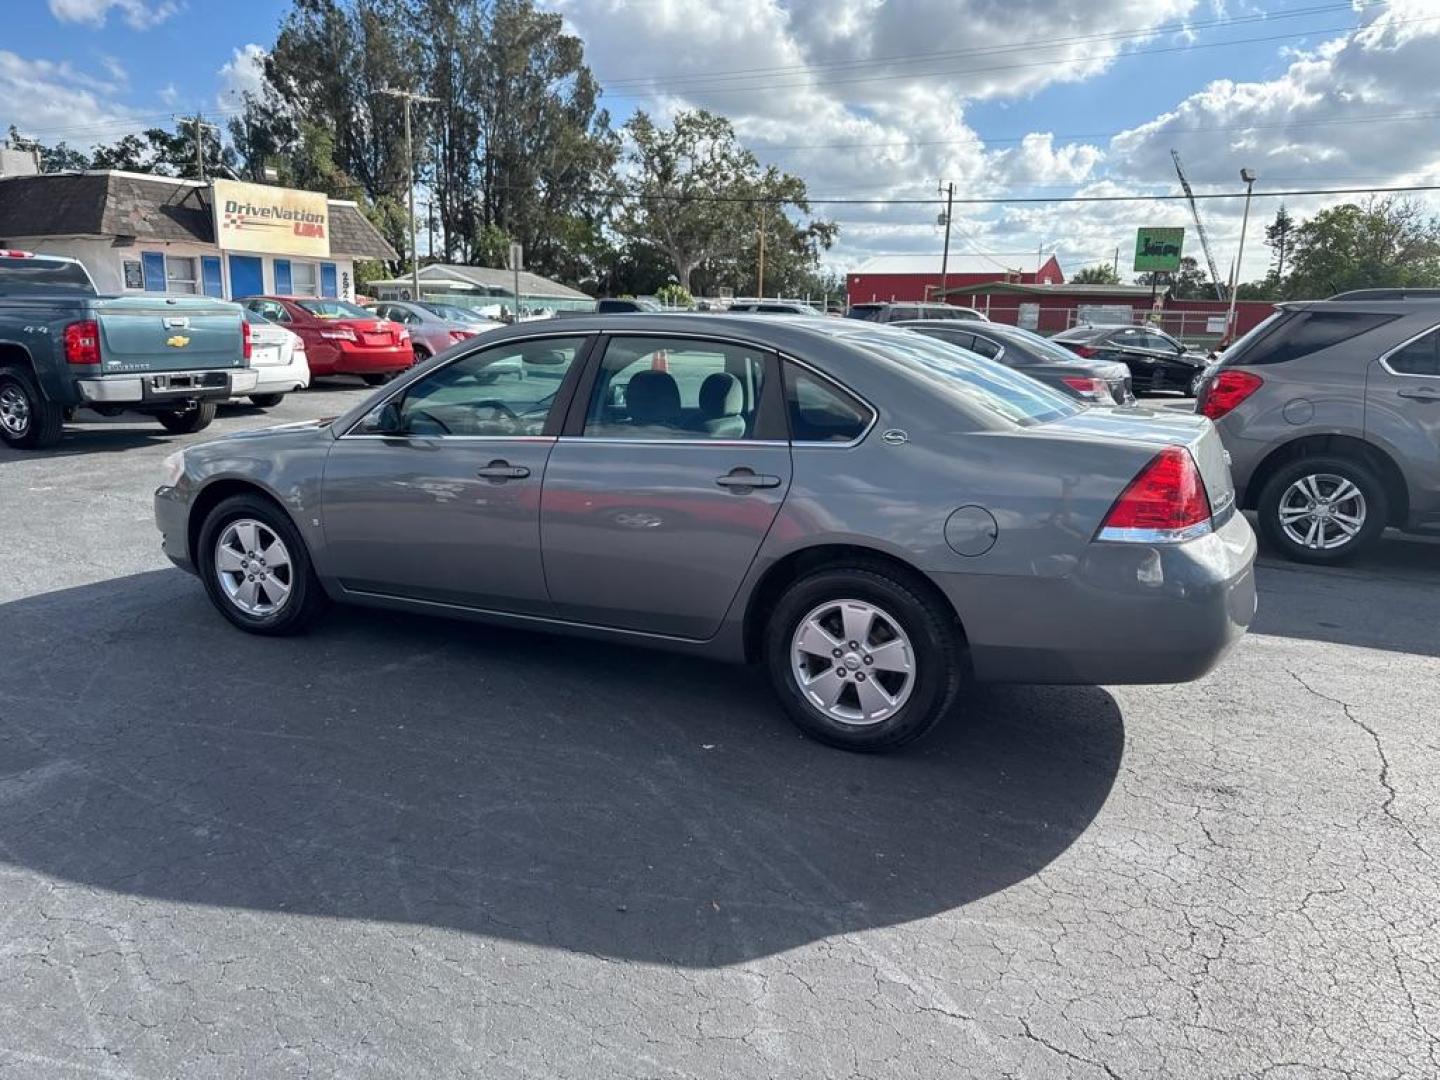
(1170, 150), (1227, 301)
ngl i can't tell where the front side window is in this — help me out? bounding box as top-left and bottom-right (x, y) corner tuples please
(1386, 327), (1440, 377)
(784, 363), (873, 443)
(365, 336), (585, 437)
(165, 256), (198, 294)
(583, 337), (769, 440)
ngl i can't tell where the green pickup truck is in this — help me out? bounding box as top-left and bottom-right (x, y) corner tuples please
(0, 250), (257, 450)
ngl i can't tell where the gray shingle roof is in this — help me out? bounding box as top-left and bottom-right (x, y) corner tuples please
(0, 171), (397, 260)
(418, 262), (590, 300)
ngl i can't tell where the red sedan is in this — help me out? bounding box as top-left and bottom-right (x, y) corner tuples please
(240, 296), (413, 384)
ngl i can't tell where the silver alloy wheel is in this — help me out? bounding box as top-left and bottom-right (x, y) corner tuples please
(0, 384), (31, 437)
(214, 519), (294, 616)
(1278, 472), (1367, 551)
(790, 599), (916, 726)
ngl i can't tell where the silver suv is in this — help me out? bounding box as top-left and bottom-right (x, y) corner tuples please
(1196, 289), (1440, 562)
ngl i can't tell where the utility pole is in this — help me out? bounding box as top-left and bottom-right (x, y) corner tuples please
(937, 181), (954, 302)
(1113, 246), (1120, 278)
(1226, 167), (1257, 345)
(378, 87), (439, 301)
(180, 114), (219, 182)
(756, 210), (766, 298)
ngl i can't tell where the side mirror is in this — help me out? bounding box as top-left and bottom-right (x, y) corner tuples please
(364, 400), (402, 435)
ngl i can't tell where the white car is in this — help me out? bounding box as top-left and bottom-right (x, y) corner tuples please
(240, 309), (311, 407)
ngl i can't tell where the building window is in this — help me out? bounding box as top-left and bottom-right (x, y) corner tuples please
(291, 261), (319, 297)
(165, 256), (198, 294)
(121, 259), (144, 290)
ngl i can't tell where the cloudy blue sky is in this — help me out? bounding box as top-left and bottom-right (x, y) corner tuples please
(4, 0), (1439, 280)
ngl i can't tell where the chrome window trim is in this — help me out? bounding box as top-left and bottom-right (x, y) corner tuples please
(336, 329), (592, 439)
(340, 434), (557, 443)
(557, 437), (788, 448)
(779, 351), (878, 449)
(1378, 322), (1440, 379)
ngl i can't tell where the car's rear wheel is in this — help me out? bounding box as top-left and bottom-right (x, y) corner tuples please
(197, 494), (328, 635)
(413, 345), (430, 364)
(763, 565), (964, 751)
(361, 373), (393, 386)
(248, 393), (285, 407)
(0, 367), (64, 449)
(1257, 455), (1388, 564)
(156, 401), (216, 434)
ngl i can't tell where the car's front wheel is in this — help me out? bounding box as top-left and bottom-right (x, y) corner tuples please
(248, 393), (285, 408)
(1257, 455), (1388, 563)
(763, 565), (964, 751)
(197, 494), (328, 635)
(156, 401), (216, 434)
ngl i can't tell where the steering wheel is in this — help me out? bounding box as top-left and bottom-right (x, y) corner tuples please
(472, 400), (519, 423)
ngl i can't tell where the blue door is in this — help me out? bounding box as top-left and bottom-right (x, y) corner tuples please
(201, 256), (224, 298)
(320, 262), (338, 298)
(273, 259), (292, 295)
(227, 254), (263, 300)
(141, 251), (166, 292)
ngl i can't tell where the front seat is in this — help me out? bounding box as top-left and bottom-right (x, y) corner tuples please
(695, 372), (747, 438)
(624, 370), (682, 434)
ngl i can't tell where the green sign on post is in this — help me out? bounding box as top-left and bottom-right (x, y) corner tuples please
(1134, 227), (1185, 272)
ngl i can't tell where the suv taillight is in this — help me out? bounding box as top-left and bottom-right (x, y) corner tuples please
(1198, 369), (1263, 419)
(63, 320), (101, 365)
(1097, 446), (1212, 542)
(242, 316), (252, 361)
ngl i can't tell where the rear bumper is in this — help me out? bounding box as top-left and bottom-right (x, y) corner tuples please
(77, 368), (258, 405)
(942, 510), (1257, 685)
(329, 346), (412, 375)
(240, 355), (310, 396)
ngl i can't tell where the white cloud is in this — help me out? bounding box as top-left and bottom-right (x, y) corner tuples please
(0, 49), (144, 149)
(217, 43), (266, 111)
(48, 0), (178, 30)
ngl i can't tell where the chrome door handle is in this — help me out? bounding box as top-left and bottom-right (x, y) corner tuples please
(715, 470), (781, 490)
(1397, 387), (1440, 401)
(476, 461), (530, 480)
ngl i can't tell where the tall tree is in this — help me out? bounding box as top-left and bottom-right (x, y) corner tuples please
(1071, 263), (1120, 285)
(1282, 197), (1440, 299)
(1135, 256), (1212, 300)
(1264, 204), (1295, 285)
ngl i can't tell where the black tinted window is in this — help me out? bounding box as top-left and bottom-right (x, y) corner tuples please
(1229, 310), (1399, 367)
(784, 364), (872, 442)
(0, 257), (94, 292)
(846, 305), (883, 322)
(967, 335), (1003, 360)
(1387, 328), (1440, 377)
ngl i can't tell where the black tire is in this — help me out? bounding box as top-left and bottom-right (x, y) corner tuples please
(412, 346), (430, 364)
(1257, 455), (1389, 564)
(197, 493), (329, 635)
(763, 564), (965, 752)
(0, 366), (65, 450)
(157, 401), (217, 434)
(361, 373), (392, 386)
(248, 393), (285, 407)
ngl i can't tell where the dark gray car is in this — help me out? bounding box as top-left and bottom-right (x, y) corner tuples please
(155, 315), (1255, 751)
(1196, 292), (1440, 563)
(895, 319), (1134, 404)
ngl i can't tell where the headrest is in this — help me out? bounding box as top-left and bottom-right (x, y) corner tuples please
(625, 370), (681, 425)
(699, 372), (743, 418)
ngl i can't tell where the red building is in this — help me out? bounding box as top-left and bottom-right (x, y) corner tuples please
(846, 254), (1064, 306)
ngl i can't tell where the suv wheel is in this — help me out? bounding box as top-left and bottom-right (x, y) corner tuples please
(0, 367), (64, 449)
(198, 494), (328, 635)
(764, 565), (964, 751)
(1257, 455), (1388, 563)
(157, 401), (217, 434)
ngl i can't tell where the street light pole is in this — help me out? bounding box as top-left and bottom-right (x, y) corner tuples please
(1226, 167), (1257, 344)
(378, 87), (439, 301)
(937, 181), (954, 303)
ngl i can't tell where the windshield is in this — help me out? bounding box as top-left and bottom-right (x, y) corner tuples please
(843, 328), (1080, 426)
(421, 302), (489, 323)
(984, 325), (1096, 364)
(298, 299), (373, 319)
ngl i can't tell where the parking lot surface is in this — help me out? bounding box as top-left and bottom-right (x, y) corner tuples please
(2, 386), (1437, 1079)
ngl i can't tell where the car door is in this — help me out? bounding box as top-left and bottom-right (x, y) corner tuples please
(540, 333), (792, 639)
(1369, 324), (1440, 512)
(319, 334), (592, 614)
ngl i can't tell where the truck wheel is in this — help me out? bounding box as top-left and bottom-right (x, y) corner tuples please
(0, 367), (65, 450)
(157, 401), (217, 434)
(248, 393), (285, 408)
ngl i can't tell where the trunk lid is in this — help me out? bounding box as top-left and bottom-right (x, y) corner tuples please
(325, 317), (401, 348)
(1040, 406), (1237, 517)
(92, 295), (245, 374)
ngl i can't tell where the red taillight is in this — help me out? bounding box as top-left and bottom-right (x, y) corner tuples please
(1098, 446), (1212, 540)
(1198, 369), (1263, 420)
(1060, 375), (1101, 397)
(241, 317), (252, 361)
(0, 249), (36, 259)
(449, 329), (475, 343)
(63, 320), (100, 365)
(1070, 344), (1098, 358)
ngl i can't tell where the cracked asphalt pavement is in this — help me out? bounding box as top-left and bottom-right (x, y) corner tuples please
(2, 385), (1437, 1079)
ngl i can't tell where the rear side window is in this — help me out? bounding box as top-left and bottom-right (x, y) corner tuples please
(0, 257), (95, 293)
(1385, 327), (1440, 377)
(784, 363), (873, 443)
(1227, 310), (1399, 367)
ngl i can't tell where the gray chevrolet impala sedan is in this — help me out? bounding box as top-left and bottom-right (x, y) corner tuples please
(156, 314), (1257, 751)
